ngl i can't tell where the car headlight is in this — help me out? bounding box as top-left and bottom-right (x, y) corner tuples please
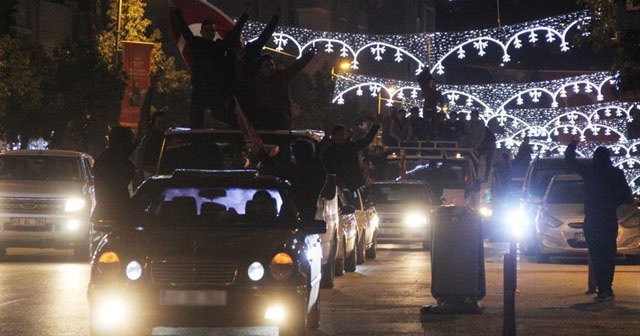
(621, 215), (640, 228)
(248, 261), (265, 281)
(125, 261), (143, 280)
(65, 198), (86, 212)
(270, 252), (294, 281)
(479, 206), (492, 218)
(405, 213), (427, 228)
(537, 212), (563, 228)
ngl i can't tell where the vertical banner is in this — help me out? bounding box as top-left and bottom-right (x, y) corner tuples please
(120, 41), (155, 128)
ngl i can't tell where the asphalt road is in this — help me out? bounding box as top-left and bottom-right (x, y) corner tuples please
(1, 244), (639, 335)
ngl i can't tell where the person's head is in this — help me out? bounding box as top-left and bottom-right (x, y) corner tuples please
(593, 146), (612, 166)
(428, 77), (437, 89)
(250, 190), (277, 216)
(107, 126), (134, 154)
(150, 111), (167, 131)
(258, 54), (276, 78)
(522, 136), (530, 144)
(471, 109), (480, 120)
(409, 106), (420, 117)
(291, 139), (315, 165)
(330, 124), (348, 144)
(200, 20), (216, 40)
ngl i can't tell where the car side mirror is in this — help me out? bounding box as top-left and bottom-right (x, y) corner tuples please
(341, 204), (356, 215)
(304, 219), (327, 234)
(92, 219), (116, 232)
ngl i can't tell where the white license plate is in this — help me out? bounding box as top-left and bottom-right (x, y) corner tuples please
(10, 218), (46, 227)
(380, 228), (403, 236)
(575, 232), (585, 242)
(159, 290), (227, 306)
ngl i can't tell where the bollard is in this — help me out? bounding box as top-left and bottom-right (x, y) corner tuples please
(503, 252), (517, 336)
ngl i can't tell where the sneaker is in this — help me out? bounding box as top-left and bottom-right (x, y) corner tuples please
(593, 292), (615, 302)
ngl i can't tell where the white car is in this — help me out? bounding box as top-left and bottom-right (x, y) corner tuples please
(533, 174), (640, 263)
(0, 150), (95, 260)
(369, 180), (436, 250)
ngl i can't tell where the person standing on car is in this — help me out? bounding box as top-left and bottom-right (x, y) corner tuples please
(93, 126), (136, 222)
(565, 139), (632, 302)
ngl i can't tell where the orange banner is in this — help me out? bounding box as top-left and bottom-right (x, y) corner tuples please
(120, 41), (154, 128)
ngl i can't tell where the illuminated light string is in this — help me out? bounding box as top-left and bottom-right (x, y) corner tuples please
(332, 71), (619, 117)
(242, 11), (589, 74)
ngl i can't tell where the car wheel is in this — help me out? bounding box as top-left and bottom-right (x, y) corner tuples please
(320, 238), (336, 289)
(534, 239), (550, 263)
(345, 238), (357, 272)
(307, 300), (320, 331)
(365, 231), (377, 259)
(279, 302), (309, 336)
(334, 239), (345, 276)
(356, 230), (366, 265)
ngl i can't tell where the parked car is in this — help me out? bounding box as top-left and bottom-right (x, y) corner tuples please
(520, 156), (590, 254)
(339, 187), (379, 262)
(478, 176), (525, 242)
(88, 170), (325, 335)
(0, 149), (95, 260)
(335, 189), (359, 275)
(368, 180), (437, 250)
(531, 174), (640, 263)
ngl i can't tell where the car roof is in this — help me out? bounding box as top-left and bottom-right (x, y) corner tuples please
(1, 149), (93, 160)
(550, 174), (583, 182)
(147, 169), (289, 188)
(371, 180), (426, 185)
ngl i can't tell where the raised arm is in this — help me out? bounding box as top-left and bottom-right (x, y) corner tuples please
(282, 47), (317, 80)
(221, 12), (249, 48)
(352, 123), (381, 151)
(253, 14), (279, 49)
(171, 7), (196, 46)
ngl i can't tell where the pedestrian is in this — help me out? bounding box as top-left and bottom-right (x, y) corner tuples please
(322, 119), (381, 191)
(416, 70), (444, 140)
(93, 126), (136, 222)
(134, 110), (167, 180)
(408, 106), (427, 141)
(171, 5), (248, 129)
(565, 139), (632, 302)
(389, 108), (412, 146)
(460, 109), (486, 149)
(513, 136), (533, 177)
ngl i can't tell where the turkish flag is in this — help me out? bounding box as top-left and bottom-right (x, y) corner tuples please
(169, 0), (235, 71)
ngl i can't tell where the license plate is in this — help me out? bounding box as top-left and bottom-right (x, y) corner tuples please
(159, 290), (227, 306)
(10, 218), (46, 227)
(575, 232), (585, 242)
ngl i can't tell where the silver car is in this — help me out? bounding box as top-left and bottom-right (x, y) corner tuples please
(0, 150), (95, 260)
(533, 174), (640, 263)
(369, 180), (437, 250)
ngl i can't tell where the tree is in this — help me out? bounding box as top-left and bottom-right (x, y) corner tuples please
(97, 0), (190, 127)
(0, 36), (54, 148)
(579, 0), (640, 96)
(0, 0), (17, 37)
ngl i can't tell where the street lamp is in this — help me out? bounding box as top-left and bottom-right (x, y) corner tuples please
(114, 0), (123, 66)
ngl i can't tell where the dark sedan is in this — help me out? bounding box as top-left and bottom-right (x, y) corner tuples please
(87, 170), (325, 336)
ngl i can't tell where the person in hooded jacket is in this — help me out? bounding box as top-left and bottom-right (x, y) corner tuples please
(565, 139), (632, 302)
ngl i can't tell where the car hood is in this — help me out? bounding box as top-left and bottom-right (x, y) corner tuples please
(374, 203), (429, 214)
(124, 225), (301, 259)
(544, 203), (638, 222)
(0, 180), (86, 198)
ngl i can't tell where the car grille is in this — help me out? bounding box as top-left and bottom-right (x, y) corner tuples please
(150, 260), (238, 286)
(0, 198), (64, 215)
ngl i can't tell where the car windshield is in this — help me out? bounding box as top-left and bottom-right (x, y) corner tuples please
(370, 183), (428, 204)
(546, 180), (584, 204)
(134, 185), (297, 227)
(382, 159), (470, 197)
(0, 156), (80, 181)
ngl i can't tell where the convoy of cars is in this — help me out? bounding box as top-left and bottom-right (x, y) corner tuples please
(0, 149), (96, 261)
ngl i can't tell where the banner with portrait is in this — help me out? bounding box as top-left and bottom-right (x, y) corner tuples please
(120, 41), (155, 128)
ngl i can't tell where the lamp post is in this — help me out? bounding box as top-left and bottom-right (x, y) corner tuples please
(114, 0), (123, 66)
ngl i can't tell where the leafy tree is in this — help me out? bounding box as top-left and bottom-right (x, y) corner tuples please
(97, 0), (190, 128)
(579, 0), (640, 94)
(0, 0), (17, 36)
(0, 36), (54, 148)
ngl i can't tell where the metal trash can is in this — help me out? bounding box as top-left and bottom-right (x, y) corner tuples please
(422, 205), (485, 314)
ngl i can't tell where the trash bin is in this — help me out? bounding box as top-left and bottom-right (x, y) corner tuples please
(422, 205), (485, 314)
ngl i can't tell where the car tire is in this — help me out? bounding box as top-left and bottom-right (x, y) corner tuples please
(356, 230), (366, 265)
(334, 239), (345, 276)
(320, 238), (336, 289)
(345, 238), (357, 272)
(366, 231), (378, 259)
(307, 300), (320, 331)
(535, 240), (550, 263)
(279, 301), (309, 336)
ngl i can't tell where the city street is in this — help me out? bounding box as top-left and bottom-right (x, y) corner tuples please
(1, 243), (640, 335)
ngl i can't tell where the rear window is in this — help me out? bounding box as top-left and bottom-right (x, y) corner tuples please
(0, 156), (80, 181)
(526, 158), (589, 198)
(134, 185), (297, 227)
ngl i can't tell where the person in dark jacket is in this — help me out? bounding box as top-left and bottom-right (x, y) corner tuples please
(322, 121), (381, 191)
(416, 70), (444, 140)
(172, 6), (248, 128)
(565, 139), (632, 302)
(93, 126), (135, 222)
